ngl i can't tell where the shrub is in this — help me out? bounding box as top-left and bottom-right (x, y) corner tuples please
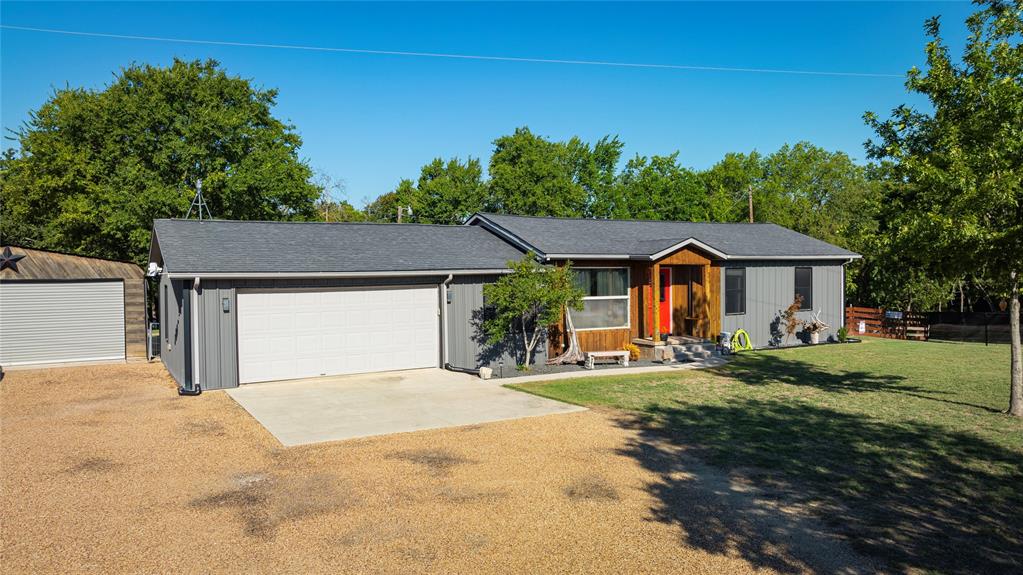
(837, 325), (849, 343)
(622, 343), (640, 362)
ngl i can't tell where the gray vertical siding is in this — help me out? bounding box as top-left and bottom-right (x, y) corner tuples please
(446, 275), (546, 371)
(196, 280), (238, 390)
(719, 260), (847, 349)
(161, 273), (542, 389)
(159, 274), (188, 386)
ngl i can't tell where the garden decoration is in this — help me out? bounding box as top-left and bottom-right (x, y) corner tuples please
(803, 310), (830, 344)
(548, 307), (586, 365)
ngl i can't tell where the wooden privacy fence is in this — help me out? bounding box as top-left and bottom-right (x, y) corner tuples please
(845, 306), (930, 341)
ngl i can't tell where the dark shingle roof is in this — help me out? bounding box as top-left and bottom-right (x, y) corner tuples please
(470, 213), (859, 259)
(152, 219), (524, 274)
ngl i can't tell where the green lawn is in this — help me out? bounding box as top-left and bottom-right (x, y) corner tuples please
(511, 338), (1023, 574)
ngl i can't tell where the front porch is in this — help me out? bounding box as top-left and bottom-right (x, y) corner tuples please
(634, 262), (719, 345)
(549, 246), (722, 356)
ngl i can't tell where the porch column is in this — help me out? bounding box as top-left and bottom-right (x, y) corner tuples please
(652, 262), (661, 343)
(703, 262), (712, 339)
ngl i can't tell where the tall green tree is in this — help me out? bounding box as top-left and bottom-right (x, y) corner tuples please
(760, 143), (877, 246)
(415, 157), (488, 224)
(487, 127), (621, 217)
(865, 0), (1022, 415)
(701, 143), (879, 244)
(703, 151), (765, 222)
(368, 157), (487, 224)
(0, 59), (320, 264)
(364, 179), (417, 222)
(612, 153), (709, 221)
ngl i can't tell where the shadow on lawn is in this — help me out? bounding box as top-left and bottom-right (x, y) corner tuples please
(617, 398), (1023, 574)
(712, 351), (1002, 413)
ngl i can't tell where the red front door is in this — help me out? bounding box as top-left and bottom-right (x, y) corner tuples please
(646, 268), (672, 337)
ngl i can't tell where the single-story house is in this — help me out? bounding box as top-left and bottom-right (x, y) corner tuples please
(148, 219), (532, 391)
(149, 214), (859, 393)
(467, 213), (861, 357)
(0, 246), (146, 367)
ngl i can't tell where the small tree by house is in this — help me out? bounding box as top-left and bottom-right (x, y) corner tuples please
(483, 254), (584, 369)
(780, 295), (805, 344)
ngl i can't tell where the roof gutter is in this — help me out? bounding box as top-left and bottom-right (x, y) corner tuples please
(723, 254), (862, 261)
(543, 253), (861, 262)
(165, 269), (512, 280)
(544, 254), (631, 261)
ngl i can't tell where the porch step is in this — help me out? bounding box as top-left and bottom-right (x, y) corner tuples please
(662, 341), (719, 363)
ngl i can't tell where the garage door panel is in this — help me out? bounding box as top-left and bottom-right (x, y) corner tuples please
(0, 281), (125, 366)
(237, 286), (440, 384)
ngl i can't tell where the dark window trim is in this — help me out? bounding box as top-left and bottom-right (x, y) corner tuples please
(795, 266), (813, 310)
(725, 267), (746, 316)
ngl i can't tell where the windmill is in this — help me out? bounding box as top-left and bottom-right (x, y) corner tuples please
(184, 178), (213, 220)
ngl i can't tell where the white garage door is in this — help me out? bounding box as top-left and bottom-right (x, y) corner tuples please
(0, 281), (126, 366)
(236, 286), (440, 384)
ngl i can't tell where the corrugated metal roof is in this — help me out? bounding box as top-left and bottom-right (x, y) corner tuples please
(0, 246), (143, 280)
(469, 213), (860, 259)
(152, 219), (525, 274)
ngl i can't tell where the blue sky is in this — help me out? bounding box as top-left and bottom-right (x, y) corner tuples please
(2, 2), (973, 206)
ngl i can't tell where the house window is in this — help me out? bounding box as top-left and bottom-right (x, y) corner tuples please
(795, 267), (813, 310)
(725, 268), (745, 315)
(573, 268), (629, 330)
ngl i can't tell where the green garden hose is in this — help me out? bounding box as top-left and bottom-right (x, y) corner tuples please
(731, 329), (753, 351)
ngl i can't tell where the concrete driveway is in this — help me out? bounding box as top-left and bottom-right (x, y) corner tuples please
(226, 368), (585, 446)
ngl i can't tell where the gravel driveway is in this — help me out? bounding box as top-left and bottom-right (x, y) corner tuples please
(1, 363), (875, 574)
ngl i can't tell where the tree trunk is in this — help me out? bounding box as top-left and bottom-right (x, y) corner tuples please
(521, 319), (532, 368)
(1009, 271), (1022, 417)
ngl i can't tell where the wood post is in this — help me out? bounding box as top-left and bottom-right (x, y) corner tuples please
(702, 263), (711, 339)
(652, 262), (661, 343)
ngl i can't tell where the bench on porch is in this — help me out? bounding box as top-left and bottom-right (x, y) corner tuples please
(584, 350), (630, 370)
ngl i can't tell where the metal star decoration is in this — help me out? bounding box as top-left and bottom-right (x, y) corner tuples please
(0, 247), (26, 272)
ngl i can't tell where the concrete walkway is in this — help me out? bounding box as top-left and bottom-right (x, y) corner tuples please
(226, 368), (585, 446)
(498, 356), (729, 384)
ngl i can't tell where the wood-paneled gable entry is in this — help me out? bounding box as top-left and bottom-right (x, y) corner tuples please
(548, 245), (723, 356)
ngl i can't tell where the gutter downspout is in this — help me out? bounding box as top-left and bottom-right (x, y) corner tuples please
(440, 274), (453, 368)
(144, 276), (151, 361)
(439, 274), (482, 376)
(841, 258), (853, 336)
(179, 276), (202, 396)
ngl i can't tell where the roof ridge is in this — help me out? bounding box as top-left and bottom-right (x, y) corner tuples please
(155, 218), (475, 229)
(477, 212), (779, 225)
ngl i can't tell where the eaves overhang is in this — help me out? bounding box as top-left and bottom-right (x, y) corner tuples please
(164, 268), (513, 280)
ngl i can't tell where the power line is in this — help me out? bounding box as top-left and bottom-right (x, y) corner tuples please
(0, 24), (905, 79)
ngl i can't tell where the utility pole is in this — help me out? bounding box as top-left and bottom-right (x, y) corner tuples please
(747, 184), (754, 223)
(397, 205), (412, 223)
